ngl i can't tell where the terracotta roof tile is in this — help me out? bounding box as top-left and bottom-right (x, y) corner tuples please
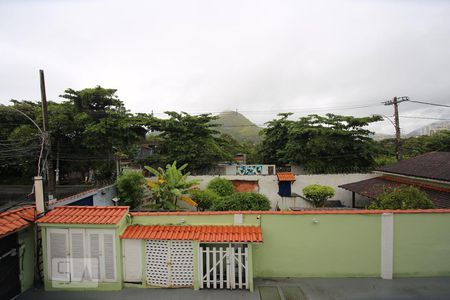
(36, 206), (128, 225)
(121, 225), (263, 243)
(0, 206), (35, 237)
(277, 172), (296, 182)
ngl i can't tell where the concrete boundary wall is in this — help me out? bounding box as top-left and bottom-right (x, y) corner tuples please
(132, 210), (450, 279)
(191, 174), (377, 209)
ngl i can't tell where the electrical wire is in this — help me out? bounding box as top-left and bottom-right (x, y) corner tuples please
(407, 100), (450, 108)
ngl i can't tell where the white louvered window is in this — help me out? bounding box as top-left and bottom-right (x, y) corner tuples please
(86, 229), (117, 282)
(69, 229), (86, 282)
(47, 228), (70, 282)
(47, 228), (117, 283)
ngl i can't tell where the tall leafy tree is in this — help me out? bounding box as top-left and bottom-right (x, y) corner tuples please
(145, 112), (231, 173)
(261, 113), (382, 173)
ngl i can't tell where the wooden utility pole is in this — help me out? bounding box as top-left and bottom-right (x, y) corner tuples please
(383, 96), (409, 161)
(39, 69), (56, 192)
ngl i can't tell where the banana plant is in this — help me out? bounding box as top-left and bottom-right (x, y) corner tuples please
(145, 161), (200, 210)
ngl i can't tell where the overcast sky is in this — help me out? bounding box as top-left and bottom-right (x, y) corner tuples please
(1, 0), (450, 134)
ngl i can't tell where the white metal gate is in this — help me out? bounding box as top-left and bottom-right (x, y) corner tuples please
(145, 240), (194, 287)
(199, 244), (249, 290)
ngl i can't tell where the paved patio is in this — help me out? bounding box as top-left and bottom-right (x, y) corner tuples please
(18, 277), (450, 300)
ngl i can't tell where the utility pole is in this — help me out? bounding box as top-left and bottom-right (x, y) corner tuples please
(40, 69), (56, 192)
(383, 96), (409, 161)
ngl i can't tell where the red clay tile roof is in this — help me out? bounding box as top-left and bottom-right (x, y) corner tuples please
(36, 206), (128, 225)
(121, 225), (263, 242)
(339, 176), (450, 208)
(376, 152), (450, 182)
(0, 206), (35, 237)
(277, 172), (296, 182)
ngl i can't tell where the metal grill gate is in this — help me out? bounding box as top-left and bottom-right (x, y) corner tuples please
(145, 240), (194, 287)
(199, 244), (249, 290)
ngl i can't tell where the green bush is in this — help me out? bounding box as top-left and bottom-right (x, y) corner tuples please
(189, 189), (219, 211)
(207, 177), (235, 197)
(369, 185), (435, 210)
(302, 184), (335, 207)
(117, 171), (146, 209)
(211, 192), (271, 211)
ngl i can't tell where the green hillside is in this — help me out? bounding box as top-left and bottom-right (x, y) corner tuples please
(212, 111), (262, 143)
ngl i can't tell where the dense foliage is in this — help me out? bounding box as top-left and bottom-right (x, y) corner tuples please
(375, 130), (450, 162)
(189, 189), (219, 211)
(143, 112), (232, 173)
(0, 87), (146, 184)
(369, 185), (435, 210)
(302, 184), (335, 207)
(116, 171), (146, 209)
(260, 113), (382, 173)
(210, 192), (271, 211)
(206, 177), (235, 197)
(145, 162), (200, 210)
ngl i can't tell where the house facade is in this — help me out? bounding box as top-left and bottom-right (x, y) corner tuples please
(36, 206), (450, 292)
(339, 152), (450, 208)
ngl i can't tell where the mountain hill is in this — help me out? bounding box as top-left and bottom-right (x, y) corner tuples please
(212, 111), (262, 143)
(407, 121), (450, 137)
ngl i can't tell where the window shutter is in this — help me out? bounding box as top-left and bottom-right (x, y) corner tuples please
(102, 233), (116, 281)
(47, 229), (69, 282)
(88, 232), (101, 281)
(69, 229), (85, 282)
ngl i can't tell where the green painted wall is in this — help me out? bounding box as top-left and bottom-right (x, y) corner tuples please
(394, 214), (450, 277)
(253, 214), (381, 277)
(18, 225), (35, 292)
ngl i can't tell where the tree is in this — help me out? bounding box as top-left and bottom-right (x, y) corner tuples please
(376, 130), (450, 162)
(261, 113), (382, 173)
(189, 189), (219, 211)
(260, 113), (293, 164)
(117, 171), (146, 209)
(302, 184), (335, 207)
(211, 192), (271, 211)
(0, 87), (147, 184)
(207, 177), (235, 197)
(369, 185), (435, 210)
(144, 112), (232, 173)
(145, 161), (200, 210)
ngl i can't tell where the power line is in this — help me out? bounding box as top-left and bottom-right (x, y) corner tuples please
(399, 116), (450, 121)
(407, 100), (450, 108)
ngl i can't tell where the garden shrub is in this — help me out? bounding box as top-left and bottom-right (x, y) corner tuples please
(117, 171), (146, 209)
(302, 184), (335, 207)
(207, 177), (235, 197)
(189, 189), (219, 211)
(211, 192), (271, 211)
(369, 185), (435, 210)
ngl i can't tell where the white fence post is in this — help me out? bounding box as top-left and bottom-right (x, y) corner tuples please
(381, 213), (394, 279)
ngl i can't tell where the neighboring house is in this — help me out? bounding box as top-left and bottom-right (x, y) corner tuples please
(0, 206), (36, 300)
(48, 184), (116, 207)
(36, 206), (450, 293)
(339, 152), (450, 208)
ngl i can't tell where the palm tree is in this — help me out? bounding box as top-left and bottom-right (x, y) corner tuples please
(145, 161), (200, 210)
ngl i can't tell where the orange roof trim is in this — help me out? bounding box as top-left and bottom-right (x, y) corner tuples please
(0, 206), (35, 237)
(131, 208), (450, 216)
(121, 225), (263, 243)
(37, 206), (128, 225)
(277, 172), (296, 182)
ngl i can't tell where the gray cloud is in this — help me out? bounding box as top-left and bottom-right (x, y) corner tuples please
(1, 0), (449, 135)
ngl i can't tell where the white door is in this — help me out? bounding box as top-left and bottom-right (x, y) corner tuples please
(69, 228), (86, 282)
(145, 240), (194, 287)
(47, 228), (70, 282)
(199, 244), (249, 290)
(123, 239), (143, 282)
